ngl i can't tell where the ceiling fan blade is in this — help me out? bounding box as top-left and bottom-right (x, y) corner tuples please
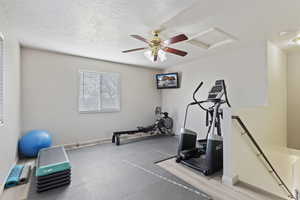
(164, 34), (188, 45)
(122, 47), (148, 53)
(163, 47), (187, 56)
(130, 35), (149, 43)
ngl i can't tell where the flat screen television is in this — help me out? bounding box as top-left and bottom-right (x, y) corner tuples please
(156, 72), (179, 89)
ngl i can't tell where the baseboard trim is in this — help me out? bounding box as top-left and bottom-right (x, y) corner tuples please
(237, 181), (287, 200)
(222, 174), (239, 186)
(62, 137), (112, 150)
(62, 133), (168, 150)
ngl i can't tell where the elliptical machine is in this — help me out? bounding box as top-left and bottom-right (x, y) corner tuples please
(176, 80), (231, 176)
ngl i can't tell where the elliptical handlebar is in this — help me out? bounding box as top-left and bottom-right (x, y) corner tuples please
(192, 82), (209, 112)
(193, 82), (203, 97)
(221, 80), (231, 108)
(192, 80), (231, 109)
(183, 80), (230, 129)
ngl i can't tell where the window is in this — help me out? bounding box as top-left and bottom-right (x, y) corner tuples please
(79, 71), (121, 113)
(0, 34), (3, 124)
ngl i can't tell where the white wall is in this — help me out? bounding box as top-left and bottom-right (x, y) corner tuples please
(292, 152), (300, 198)
(162, 42), (268, 137)
(287, 51), (300, 149)
(232, 42), (288, 198)
(162, 41), (290, 198)
(21, 48), (162, 145)
(235, 42), (287, 146)
(0, 32), (21, 190)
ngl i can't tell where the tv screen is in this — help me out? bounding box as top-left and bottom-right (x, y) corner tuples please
(156, 72), (179, 89)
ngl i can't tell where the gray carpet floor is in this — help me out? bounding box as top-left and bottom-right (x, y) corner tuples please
(28, 135), (210, 200)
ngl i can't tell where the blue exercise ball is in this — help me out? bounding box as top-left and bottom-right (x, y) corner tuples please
(19, 130), (52, 157)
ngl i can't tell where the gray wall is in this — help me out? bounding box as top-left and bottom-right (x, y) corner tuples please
(161, 42), (289, 198)
(161, 43), (269, 137)
(0, 33), (21, 189)
(21, 48), (162, 145)
(287, 51), (300, 149)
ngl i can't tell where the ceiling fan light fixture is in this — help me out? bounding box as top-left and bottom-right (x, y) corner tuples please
(123, 32), (188, 63)
(292, 36), (300, 45)
(144, 50), (153, 62)
(144, 49), (166, 62)
(158, 49), (167, 62)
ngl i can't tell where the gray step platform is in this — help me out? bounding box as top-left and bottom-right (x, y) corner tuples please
(37, 180), (71, 193)
(37, 176), (71, 188)
(36, 146), (71, 177)
(37, 172), (71, 185)
(36, 146), (72, 192)
(37, 169), (71, 181)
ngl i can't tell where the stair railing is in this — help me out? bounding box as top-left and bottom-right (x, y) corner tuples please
(232, 115), (295, 199)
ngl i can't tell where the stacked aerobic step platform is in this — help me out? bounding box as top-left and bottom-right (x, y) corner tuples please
(36, 146), (71, 192)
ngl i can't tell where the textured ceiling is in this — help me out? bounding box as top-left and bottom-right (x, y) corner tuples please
(2, 0), (300, 68)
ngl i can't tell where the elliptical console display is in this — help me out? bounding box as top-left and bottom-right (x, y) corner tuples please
(176, 80), (231, 176)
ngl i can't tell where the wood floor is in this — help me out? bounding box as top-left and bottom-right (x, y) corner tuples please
(157, 158), (287, 200)
(0, 160), (34, 200)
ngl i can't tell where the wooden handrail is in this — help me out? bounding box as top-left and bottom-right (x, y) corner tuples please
(232, 115), (295, 199)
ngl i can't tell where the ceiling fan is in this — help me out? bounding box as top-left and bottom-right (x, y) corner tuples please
(122, 30), (188, 62)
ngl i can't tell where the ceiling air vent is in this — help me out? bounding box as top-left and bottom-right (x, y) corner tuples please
(187, 27), (236, 49)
